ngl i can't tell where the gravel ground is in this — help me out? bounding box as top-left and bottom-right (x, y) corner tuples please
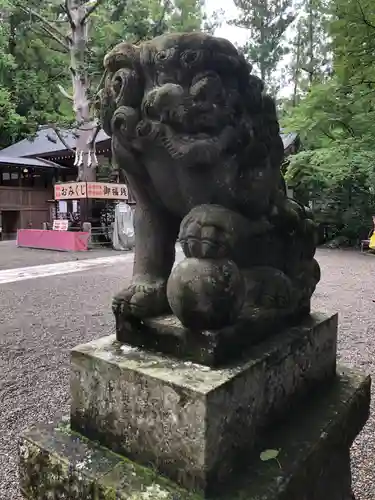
(0, 257), (135, 500)
(0, 247), (374, 499)
(311, 249), (375, 500)
(0, 240), (122, 270)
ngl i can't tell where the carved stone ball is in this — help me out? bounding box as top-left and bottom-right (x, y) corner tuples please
(167, 258), (245, 330)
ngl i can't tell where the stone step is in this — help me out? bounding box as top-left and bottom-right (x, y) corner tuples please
(19, 367), (370, 500)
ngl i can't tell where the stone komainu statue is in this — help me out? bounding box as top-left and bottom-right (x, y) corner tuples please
(100, 33), (320, 340)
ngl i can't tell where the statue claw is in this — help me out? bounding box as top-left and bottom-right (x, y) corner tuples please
(113, 279), (169, 321)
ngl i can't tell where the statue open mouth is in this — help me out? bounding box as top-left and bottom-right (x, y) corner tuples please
(110, 97), (237, 169)
(135, 120), (237, 165)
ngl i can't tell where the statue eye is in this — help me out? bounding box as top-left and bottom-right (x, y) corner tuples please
(111, 69), (128, 99)
(155, 49), (174, 62)
(113, 75), (122, 95)
(157, 51), (168, 60)
(181, 50), (200, 67)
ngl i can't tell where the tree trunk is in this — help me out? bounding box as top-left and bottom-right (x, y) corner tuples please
(308, 0), (314, 86)
(292, 24), (302, 106)
(260, 0), (267, 83)
(68, 0), (97, 182)
(8, 13), (16, 56)
(17, 0), (105, 223)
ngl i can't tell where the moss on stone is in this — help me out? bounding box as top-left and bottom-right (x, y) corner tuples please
(55, 417), (71, 435)
(21, 421), (202, 500)
(20, 367), (371, 500)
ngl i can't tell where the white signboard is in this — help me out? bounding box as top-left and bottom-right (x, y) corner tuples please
(53, 219), (69, 231)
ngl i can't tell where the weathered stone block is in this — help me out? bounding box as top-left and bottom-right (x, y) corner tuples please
(117, 307), (313, 367)
(71, 312), (337, 494)
(20, 368), (371, 500)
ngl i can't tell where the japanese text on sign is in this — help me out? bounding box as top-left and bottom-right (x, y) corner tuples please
(54, 182), (128, 200)
(86, 183), (128, 200)
(54, 182), (86, 200)
(52, 219), (69, 231)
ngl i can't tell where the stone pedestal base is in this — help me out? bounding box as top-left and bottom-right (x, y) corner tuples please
(117, 307), (313, 367)
(70, 312), (337, 494)
(20, 368), (370, 500)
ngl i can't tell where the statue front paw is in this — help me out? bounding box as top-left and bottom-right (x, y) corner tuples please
(113, 278), (169, 321)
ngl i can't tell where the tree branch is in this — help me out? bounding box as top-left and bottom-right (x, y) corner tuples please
(57, 84), (73, 101)
(27, 25), (66, 53)
(355, 0), (375, 30)
(320, 128), (336, 141)
(81, 0), (106, 24)
(152, 0), (170, 37)
(63, 0), (74, 28)
(12, 2), (71, 50)
(39, 23), (70, 51)
(329, 119), (356, 137)
(15, 3), (65, 38)
(94, 69), (107, 95)
(49, 125), (75, 153)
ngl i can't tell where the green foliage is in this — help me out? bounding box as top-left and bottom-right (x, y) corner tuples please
(0, 1), (74, 144)
(281, 0), (375, 244)
(282, 0), (331, 105)
(0, 87), (26, 148)
(232, 0), (295, 90)
(330, 0), (375, 85)
(282, 79), (375, 148)
(285, 90), (375, 243)
(284, 132), (375, 242)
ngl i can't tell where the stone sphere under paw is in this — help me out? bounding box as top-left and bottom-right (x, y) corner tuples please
(167, 258), (245, 330)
